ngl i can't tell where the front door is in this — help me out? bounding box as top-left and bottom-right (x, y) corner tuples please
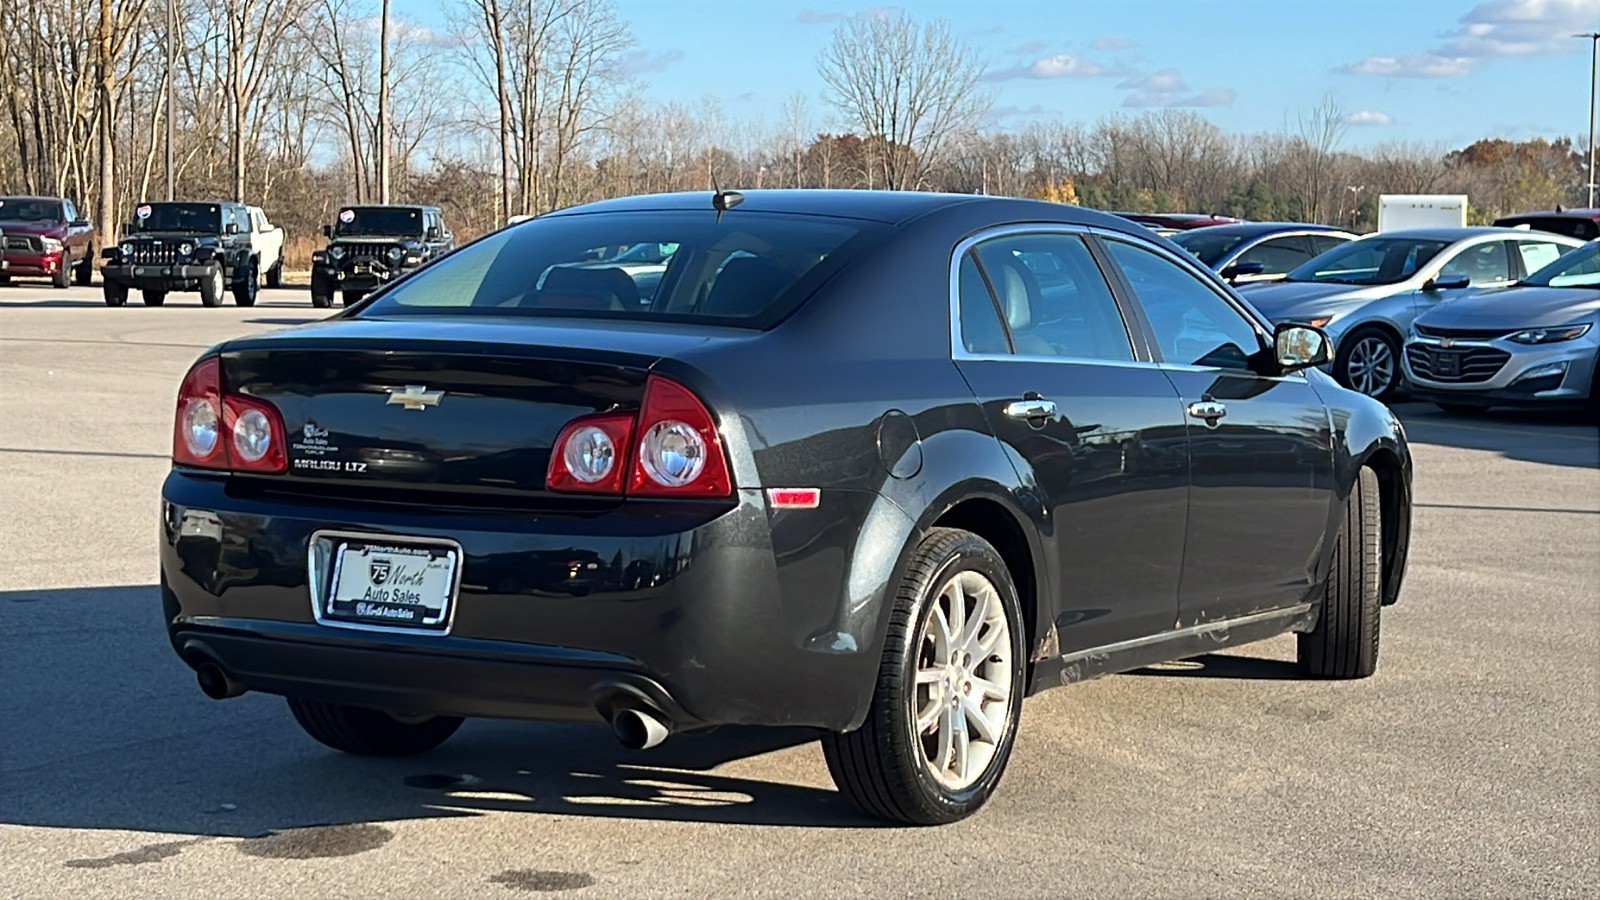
(1097, 237), (1337, 625)
(951, 229), (1189, 652)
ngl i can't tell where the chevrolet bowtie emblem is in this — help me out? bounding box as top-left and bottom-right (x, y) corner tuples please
(1439, 338), (1455, 349)
(386, 385), (444, 410)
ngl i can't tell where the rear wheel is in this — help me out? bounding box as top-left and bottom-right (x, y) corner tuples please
(103, 280), (128, 307)
(198, 263), (224, 307)
(341, 290), (365, 307)
(310, 269), (333, 308)
(823, 528), (1025, 825)
(1299, 467), (1382, 679)
(52, 251), (71, 289)
(233, 259), (258, 307)
(141, 289), (166, 307)
(74, 252), (94, 286)
(264, 258), (282, 288)
(1334, 328), (1400, 400)
(287, 697), (463, 757)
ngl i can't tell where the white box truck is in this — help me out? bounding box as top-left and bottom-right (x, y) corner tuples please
(1377, 194), (1467, 231)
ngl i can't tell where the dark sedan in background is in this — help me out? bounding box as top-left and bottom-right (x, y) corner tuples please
(159, 190), (1411, 825)
(1405, 241), (1599, 417)
(1170, 222), (1357, 285)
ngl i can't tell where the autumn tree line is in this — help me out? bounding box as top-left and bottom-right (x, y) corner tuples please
(0, 3), (1588, 267)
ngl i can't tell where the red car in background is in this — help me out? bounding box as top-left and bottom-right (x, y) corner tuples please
(0, 196), (97, 288)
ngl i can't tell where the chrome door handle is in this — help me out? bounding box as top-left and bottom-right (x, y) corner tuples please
(1005, 398), (1057, 420)
(1187, 400), (1227, 422)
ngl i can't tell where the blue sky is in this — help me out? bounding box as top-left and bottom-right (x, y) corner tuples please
(406, 0), (1600, 147)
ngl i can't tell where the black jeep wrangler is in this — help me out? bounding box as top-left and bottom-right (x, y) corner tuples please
(101, 201), (259, 307)
(311, 205), (453, 307)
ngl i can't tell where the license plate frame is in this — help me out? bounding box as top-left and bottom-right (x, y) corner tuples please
(308, 530), (463, 636)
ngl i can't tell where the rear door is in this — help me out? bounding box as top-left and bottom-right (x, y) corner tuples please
(1233, 234), (1316, 282)
(1095, 236), (1337, 625)
(950, 227), (1189, 652)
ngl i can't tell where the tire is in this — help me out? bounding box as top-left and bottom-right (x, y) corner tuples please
(286, 697), (463, 757)
(233, 259), (258, 307)
(822, 527), (1026, 825)
(103, 281), (128, 307)
(74, 252), (94, 286)
(1298, 467), (1382, 679)
(1334, 328), (1401, 400)
(198, 263), (224, 307)
(1583, 368), (1599, 424)
(310, 269), (333, 308)
(52, 251), (71, 289)
(1435, 402), (1486, 415)
(341, 290), (365, 307)
(141, 289), (167, 307)
(265, 259), (282, 288)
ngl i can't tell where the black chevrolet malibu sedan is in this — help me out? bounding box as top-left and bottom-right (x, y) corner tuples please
(161, 190), (1413, 825)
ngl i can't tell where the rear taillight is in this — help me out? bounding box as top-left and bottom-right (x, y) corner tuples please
(172, 356), (288, 474)
(545, 375), (732, 498)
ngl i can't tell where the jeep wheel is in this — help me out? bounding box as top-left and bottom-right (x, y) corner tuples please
(141, 289), (167, 307)
(287, 697), (463, 757)
(198, 263), (224, 307)
(823, 527), (1025, 825)
(74, 252), (94, 286)
(341, 290), (365, 307)
(1299, 467), (1382, 679)
(233, 259), (258, 307)
(310, 269), (333, 308)
(52, 251), (71, 289)
(103, 281), (128, 307)
(265, 259), (282, 289)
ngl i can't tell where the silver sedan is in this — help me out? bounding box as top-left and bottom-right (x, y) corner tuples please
(1237, 228), (1580, 399)
(1403, 241), (1599, 417)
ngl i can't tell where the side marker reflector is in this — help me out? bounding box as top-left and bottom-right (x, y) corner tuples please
(767, 488), (821, 509)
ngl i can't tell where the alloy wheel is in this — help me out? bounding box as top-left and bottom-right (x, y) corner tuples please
(1344, 336), (1395, 396)
(911, 569), (1014, 791)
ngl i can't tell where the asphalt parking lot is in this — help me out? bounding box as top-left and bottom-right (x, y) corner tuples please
(2, 283), (1597, 899)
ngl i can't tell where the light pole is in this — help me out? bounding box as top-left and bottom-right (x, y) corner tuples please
(1576, 32), (1600, 208)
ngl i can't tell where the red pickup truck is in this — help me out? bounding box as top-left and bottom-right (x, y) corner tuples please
(0, 196), (97, 288)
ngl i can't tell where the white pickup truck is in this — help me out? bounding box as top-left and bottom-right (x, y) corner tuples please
(246, 206), (286, 288)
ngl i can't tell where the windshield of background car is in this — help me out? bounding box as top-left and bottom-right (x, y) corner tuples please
(1169, 230), (1247, 266)
(132, 203), (220, 233)
(1527, 242), (1600, 288)
(0, 198), (64, 223)
(335, 208), (423, 236)
(1285, 237), (1449, 285)
(358, 211), (882, 326)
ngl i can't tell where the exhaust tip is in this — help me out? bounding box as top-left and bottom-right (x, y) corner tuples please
(195, 661), (246, 700)
(612, 707), (670, 750)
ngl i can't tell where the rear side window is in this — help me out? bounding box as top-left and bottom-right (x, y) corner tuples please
(1236, 236), (1312, 274)
(361, 211), (883, 327)
(959, 233), (1133, 361)
(1308, 235), (1349, 255)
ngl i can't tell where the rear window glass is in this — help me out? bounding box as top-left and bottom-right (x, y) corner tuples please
(1494, 216), (1600, 241)
(358, 210), (883, 326)
(336, 207), (424, 236)
(132, 203), (221, 233)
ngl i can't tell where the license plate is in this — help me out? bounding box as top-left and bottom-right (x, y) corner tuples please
(320, 539), (458, 632)
(1435, 352), (1461, 376)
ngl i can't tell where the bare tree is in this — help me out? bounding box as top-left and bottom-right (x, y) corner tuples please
(817, 12), (991, 190)
(1285, 93), (1348, 222)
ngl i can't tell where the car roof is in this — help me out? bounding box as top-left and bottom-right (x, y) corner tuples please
(1174, 222), (1352, 238)
(344, 204), (435, 211)
(1496, 208), (1600, 220)
(1367, 226), (1547, 241)
(543, 190), (1161, 232)
(0, 195), (66, 202)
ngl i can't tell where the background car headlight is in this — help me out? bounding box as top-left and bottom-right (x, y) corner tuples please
(177, 242), (194, 256)
(328, 245), (346, 260)
(386, 247), (405, 264)
(1507, 324), (1592, 344)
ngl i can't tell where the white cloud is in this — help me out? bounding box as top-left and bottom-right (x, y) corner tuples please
(1342, 109), (1396, 126)
(1340, 0), (1600, 77)
(1116, 70), (1235, 107)
(983, 52), (1131, 82)
(1117, 68), (1187, 92)
(619, 49), (685, 77)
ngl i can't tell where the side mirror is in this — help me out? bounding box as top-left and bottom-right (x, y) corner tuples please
(71, 218), (91, 229)
(1274, 323), (1332, 373)
(1424, 272), (1471, 291)
(224, 223), (239, 235)
(322, 224), (332, 238)
(1221, 260), (1266, 284)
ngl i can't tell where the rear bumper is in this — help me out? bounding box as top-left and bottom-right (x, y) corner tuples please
(160, 471), (875, 731)
(104, 262), (213, 290)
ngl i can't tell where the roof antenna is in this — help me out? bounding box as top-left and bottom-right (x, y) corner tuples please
(710, 171), (743, 221)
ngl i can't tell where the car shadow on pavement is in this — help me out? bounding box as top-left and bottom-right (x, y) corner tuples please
(1390, 401), (1598, 469)
(0, 585), (880, 838)
(243, 317), (326, 326)
(1125, 653), (1302, 680)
